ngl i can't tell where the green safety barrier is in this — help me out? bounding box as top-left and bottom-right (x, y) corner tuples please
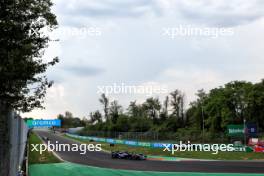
(29, 162), (261, 176)
(115, 139), (124, 144)
(66, 133), (168, 148)
(138, 142), (151, 147)
(66, 134), (248, 152)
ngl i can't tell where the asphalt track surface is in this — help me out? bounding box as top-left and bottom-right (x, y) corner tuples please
(35, 130), (264, 173)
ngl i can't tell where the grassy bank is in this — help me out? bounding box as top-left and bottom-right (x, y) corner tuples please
(64, 134), (264, 160)
(29, 132), (62, 164)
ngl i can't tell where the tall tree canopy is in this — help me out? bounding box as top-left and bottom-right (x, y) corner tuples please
(0, 0), (58, 112)
(80, 80), (264, 142)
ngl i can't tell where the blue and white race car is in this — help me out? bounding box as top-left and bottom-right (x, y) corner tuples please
(111, 151), (147, 160)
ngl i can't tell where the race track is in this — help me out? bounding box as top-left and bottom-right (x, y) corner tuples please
(34, 130), (264, 173)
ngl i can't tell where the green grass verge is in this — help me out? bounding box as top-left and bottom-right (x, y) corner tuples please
(64, 134), (264, 160)
(29, 132), (62, 164)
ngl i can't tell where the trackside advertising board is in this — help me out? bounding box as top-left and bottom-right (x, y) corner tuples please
(246, 123), (257, 137)
(227, 124), (257, 137)
(27, 119), (61, 128)
(66, 133), (166, 148)
(227, 124), (244, 137)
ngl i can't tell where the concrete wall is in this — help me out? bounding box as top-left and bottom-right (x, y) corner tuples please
(9, 112), (29, 176)
(0, 104), (28, 176)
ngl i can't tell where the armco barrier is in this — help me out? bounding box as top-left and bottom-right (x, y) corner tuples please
(66, 133), (170, 148)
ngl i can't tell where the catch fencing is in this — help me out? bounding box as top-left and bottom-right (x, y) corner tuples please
(77, 130), (264, 144)
(77, 130), (229, 143)
(77, 131), (162, 142)
(0, 103), (29, 176)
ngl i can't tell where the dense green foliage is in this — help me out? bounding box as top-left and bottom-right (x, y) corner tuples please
(57, 111), (86, 128)
(75, 80), (264, 141)
(0, 0), (58, 112)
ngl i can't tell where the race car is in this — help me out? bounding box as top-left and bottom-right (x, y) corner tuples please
(112, 151), (132, 159)
(111, 151), (147, 160)
(131, 153), (147, 160)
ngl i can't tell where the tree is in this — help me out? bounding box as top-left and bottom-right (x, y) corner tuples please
(99, 93), (109, 121)
(194, 89), (208, 130)
(57, 114), (64, 120)
(249, 79), (264, 130)
(0, 0), (58, 112)
(142, 97), (161, 122)
(163, 96), (169, 118)
(89, 110), (102, 124)
(57, 111), (86, 128)
(65, 111), (73, 118)
(114, 114), (130, 132)
(170, 90), (185, 126)
(0, 1), (58, 175)
(224, 81), (252, 123)
(158, 96), (169, 125)
(127, 101), (139, 117)
(109, 100), (122, 124)
(80, 79), (264, 141)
